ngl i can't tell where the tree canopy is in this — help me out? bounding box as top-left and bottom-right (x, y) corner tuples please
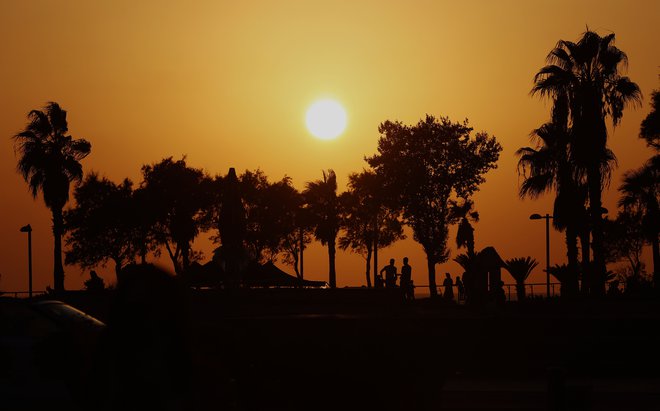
(366, 115), (501, 296)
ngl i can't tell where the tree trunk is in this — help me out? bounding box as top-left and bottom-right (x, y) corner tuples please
(52, 207), (65, 292)
(114, 258), (124, 284)
(365, 246), (373, 288)
(588, 165), (606, 296)
(328, 238), (336, 288)
(516, 281), (526, 302)
(565, 225), (580, 297)
(427, 258), (437, 298)
(652, 235), (659, 291)
(579, 228), (590, 296)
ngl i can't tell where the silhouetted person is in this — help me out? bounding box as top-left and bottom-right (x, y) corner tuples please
(380, 258), (398, 288)
(400, 257), (415, 300)
(400, 257), (414, 301)
(98, 264), (191, 411)
(84, 270), (105, 291)
(443, 273), (454, 301)
(455, 275), (465, 301)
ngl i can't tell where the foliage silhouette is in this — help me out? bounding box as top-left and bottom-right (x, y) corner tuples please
(532, 29), (642, 295)
(141, 157), (214, 275)
(618, 162), (659, 287)
(449, 198), (479, 257)
(640, 90), (660, 150)
(367, 115), (501, 297)
(548, 264), (579, 298)
(339, 170), (404, 287)
(303, 170), (341, 288)
(65, 173), (147, 280)
(237, 170), (309, 273)
(12, 102), (91, 292)
(504, 256), (539, 301)
(516, 94), (594, 294)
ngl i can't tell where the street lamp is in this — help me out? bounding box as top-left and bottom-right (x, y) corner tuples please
(20, 224), (33, 298)
(530, 213), (553, 298)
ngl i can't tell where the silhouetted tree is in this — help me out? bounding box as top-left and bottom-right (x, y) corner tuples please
(238, 170), (303, 265)
(303, 170), (340, 288)
(640, 90), (660, 151)
(65, 173), (149, 281)
(141, 157), (213, 275)
(504, 257), (538, 301)
(617, 167), (658, 285)
(516, 95), (599, 294)
(339, 170), (404, 287)
(532, 30), (642, 295)
(449, 198), (479, 257)
(12, 102), (91, 292)
(367, 115), (501, 297)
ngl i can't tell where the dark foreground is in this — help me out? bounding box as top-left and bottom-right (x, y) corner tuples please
(28, 289), (660, 410)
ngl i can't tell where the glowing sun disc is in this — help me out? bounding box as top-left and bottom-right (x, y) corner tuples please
(306, 99), (347, 140)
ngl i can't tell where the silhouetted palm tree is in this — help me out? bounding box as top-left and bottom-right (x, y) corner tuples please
(449, 198), (479, 257)
(13, 102), (91, 292)
(618, 161), (659, 288)
(303, 170), (340, 288)
(504, 257), (538, 301)
(532, 30), (641, 295)
(516, 95), (594, 294)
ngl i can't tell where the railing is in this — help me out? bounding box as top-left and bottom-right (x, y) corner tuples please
(412, 282), (562, 301)
(0, 290), (47, 298)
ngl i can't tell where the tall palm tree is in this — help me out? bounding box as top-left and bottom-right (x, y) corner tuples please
(303, 170), (340, 288)
(449, 198), (479, 257)
(618, 161), (659, 288)
(532, 30), (641, 295)
(13, 102), (91, 292)
(504, 257), (538, 301)
(517, 95), (587, 292)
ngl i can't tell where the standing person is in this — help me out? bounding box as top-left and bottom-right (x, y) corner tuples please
(400, 257), (414, 301)
(455, 275), (465, 302)
(380, 259), (398, 288)
(443, 273), (454, 301)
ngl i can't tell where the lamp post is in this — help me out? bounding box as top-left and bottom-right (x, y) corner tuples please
(20, 224), (33, 298)
(530, 213), (553, 298)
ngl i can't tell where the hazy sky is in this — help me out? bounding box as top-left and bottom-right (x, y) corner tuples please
(1, 0), (658, 292)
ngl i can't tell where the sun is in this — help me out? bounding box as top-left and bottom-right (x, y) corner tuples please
(305, 99), (347, 140)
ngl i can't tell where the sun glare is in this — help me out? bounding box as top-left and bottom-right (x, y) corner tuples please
(305, 99), (347, 140)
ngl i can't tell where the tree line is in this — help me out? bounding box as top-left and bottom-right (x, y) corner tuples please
(12, 29), (657, 298)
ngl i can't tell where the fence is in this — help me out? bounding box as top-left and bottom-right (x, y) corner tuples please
(0, 290), (47, 298)
(412, 282), (562, 301)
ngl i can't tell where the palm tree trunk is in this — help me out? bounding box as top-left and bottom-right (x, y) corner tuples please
(52, 207), (65, 292)
(516, 281), (526, 301)
(427, 258), (438, 298)
(328, 238), (336, 288)
(365, 246), (373, 288)
(652, 235), (659, 291)
(588, 166), (606, 296)
(579, 228), (590, 295)
(566, 225), (580, 296)
(114, 258), (124, 284)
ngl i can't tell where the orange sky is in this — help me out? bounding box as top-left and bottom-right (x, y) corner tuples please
(1, 0), (658, 292)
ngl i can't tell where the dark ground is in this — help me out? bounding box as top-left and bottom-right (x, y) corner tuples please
(60, 288), (660, 410)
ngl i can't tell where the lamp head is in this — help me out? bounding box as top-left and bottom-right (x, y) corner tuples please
(20, 224), (32, 233)
(529, 214), (542, 220)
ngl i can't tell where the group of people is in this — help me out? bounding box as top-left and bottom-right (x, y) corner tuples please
(441, 272), (465, 302)
(377, 257), (414, 300)
(378, 257), (465, 302)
